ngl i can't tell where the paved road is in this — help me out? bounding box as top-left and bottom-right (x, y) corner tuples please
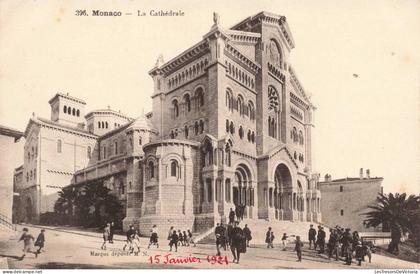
(0, 225), (418, 269)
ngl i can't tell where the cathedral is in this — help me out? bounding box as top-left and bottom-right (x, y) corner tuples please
(14, 12), (321, 235)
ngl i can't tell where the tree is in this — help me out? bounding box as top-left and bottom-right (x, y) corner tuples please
(54, 186), (78, 215)
(54, 182), (123, 228)
(364, 193), (420, 253)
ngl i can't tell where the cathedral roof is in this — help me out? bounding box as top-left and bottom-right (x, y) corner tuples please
(24, 116), (98, 139)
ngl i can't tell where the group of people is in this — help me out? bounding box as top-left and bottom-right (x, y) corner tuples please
(17, 227), (46, 260)
(214, 221), (250, 263)
(264, 227), (303, 261)
(167, 227), (196, 252)
(309, 224), (373, 266)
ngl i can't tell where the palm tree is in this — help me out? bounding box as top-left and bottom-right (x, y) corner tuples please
(364, 193), (420, 253)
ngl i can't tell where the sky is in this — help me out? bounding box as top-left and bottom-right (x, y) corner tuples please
(0, 0), (419, 194)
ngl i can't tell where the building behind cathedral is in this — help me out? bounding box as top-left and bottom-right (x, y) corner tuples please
(13, 12), (323, 234)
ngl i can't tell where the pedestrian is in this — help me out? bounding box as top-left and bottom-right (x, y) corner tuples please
(327, 229), (339, 261)
(178, 230), (184, 246)
(215, 223), (224, 256)
(183, 231), (189, 246)
(18, 227), (36, 260)
(352, 231), (360, 251)
(226, 223), (233, 248)
(109, 221), (115, 244)
(167, 226), (174, 240)
(229, 208), (235, 224)
(341, 228), (353, 265)
(169, 230), (179, 252)
(295, 236), (304, 262)
(132, 230), (141, 253)
(187, 229), (196, 247)
(34, 229), (46, 255)
(265, 227), (274, 248)
(281, 233), (289, 251)
(355, 241), (364, 266)
(362, 241), (372, 263)
(235, 206), (241, 222)
(148, 225), (159, 248)
(317, 226), (326, 254)
(101, 223), (111, 250)
(123, 225), (135, 251)
(221, 223), (227, 250)
(308, 224), (317, 250)
(230, 221), (246, 264)
(243, 224), (252, 247)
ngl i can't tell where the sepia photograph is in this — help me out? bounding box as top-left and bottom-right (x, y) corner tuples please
(0, 0), (419, 272)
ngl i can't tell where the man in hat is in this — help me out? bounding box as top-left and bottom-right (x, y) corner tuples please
(317, 226), (326, 254)
(308, 224), (317, 250)
(230, 221), (246, 264)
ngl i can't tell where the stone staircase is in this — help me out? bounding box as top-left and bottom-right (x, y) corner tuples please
(0, 213), (16, 232)
(197, 218), (321, 245)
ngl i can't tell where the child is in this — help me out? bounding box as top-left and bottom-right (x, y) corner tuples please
(18, 228), (36, 259)
(178, 230), (184, 246)
(34, 229), (46, 255)
(183, 231), (189, 246)
(281, 233), (289, 251)
(132, 230), (141, 253)
(169, 230), (179, 252)
(101, 223), (111, 250)
(187, 230), (196, 247)
(355, 241), (364, 266)
(265, 227), (274, 248)
(148, 225), (159, 249)
(295, 236), (304, 262)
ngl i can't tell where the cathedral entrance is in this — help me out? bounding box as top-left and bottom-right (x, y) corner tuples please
(233, 187), (239, 206)
(273, 163), (293, 220)
(234, 163), (254, 219)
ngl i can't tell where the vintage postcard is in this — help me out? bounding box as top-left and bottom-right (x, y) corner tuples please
(0, 0), (419, 272)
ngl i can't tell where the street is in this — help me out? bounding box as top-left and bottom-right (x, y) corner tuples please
(0, 225), (418, 269)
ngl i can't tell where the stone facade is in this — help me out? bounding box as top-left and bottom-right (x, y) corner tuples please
(14, 12), (321, 234)
(0, 125), (24, 222)
(319, 169), (383, 232)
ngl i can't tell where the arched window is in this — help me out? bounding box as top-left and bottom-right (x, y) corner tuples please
(269, 39), (282, 67)
(248, 101), (255, 121)
(292, 127), (298, 143)
(237, 95), (244, 115)
(226, 120), (230, 133)
(247, 130), (251, 142)
(76, 109), (80, 117)
(139, 137), (142, 145)
(226, 89), (233, 111)
(251, 131), (255, 143)
(194, 121), (199, 135)
(170, 160), (178, 177)
(229, 121), (235, 134)
(299, 130), (304, 145)
(172, 99), (179, 118)
(105, 122), (108, 129)
(72, 108), (76, 116)
(87, 146), (91, 159)
(239, 126), (244, 139)
(57, 139), (62, 153)
(184, 94), (191, 112)
(225, 144), (231, 167)
(98, 121), (101, 128)
(195, 87), (204, 108)
(63, 106), (67, 113)
(114, 141), (118, 155)
(148, 161), (155, 179)
(101, 121), (105, 129)
(199, 120), (204, 134)
(184, 125), (189, 138)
